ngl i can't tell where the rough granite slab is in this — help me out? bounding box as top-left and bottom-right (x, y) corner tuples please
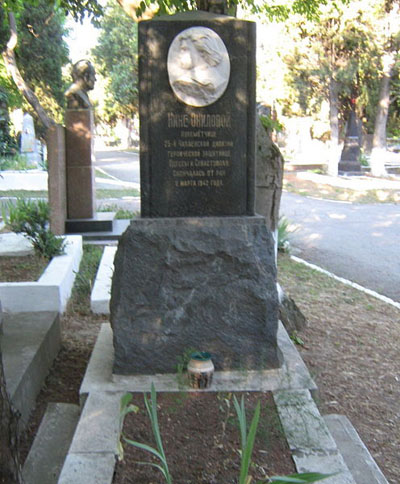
(110, 216), (281, 374)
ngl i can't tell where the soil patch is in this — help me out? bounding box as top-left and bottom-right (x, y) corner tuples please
(278, 253), (400, 484)
(0, 254), (48, 282)
(283, 171), (400, 203)
(115, 391), (295, 484)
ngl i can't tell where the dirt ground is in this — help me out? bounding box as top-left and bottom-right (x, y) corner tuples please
(278, 254), (400, 484)
(0, 254), (48, 282)
(115, 392), (295, 484)
(284, 171), (400, 203)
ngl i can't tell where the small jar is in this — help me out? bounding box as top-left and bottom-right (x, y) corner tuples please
(187, 352), (214, 389)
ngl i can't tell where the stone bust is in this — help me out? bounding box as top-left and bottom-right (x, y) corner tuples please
(65, 60), (96, 109)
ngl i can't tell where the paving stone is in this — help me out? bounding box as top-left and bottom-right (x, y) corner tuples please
(23, 403), (80, 484)
(293, 451), (355, 484)
(69, 391), (123, 455)
(57, 453), (115, 484)
(274, 389), (337, 452)
(274, 389), (356, 483)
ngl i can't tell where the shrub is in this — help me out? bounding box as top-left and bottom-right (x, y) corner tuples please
(2, 198), (65, 259)
(278, 216), (292, 253)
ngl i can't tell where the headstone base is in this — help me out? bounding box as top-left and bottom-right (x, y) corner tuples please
(65, 212), (115, 233)
(338, 160), (362, 176)
(110, 216), (282, 375)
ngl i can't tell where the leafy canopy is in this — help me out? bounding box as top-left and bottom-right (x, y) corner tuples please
(3, 0), (345, 22)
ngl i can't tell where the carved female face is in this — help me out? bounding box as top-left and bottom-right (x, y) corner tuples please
(167, 27), (230, 107)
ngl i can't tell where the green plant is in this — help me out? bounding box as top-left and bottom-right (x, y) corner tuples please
(69, 245), (103, 314)
(266, 473), (336, 483)
(0, 154), (32, 171)
(120, 384), (172, 484)
(260, 115), (284, 133)
(2, 198), (65, 259)
(119, 388), (336, 484)
(233, 395), (261, 484)
(290, 331), (305, 346)
(175, 346), (197, 387)
(358, 150), (369, 167)
(278, 216), (292, 253)
(98, 203), (138, 219)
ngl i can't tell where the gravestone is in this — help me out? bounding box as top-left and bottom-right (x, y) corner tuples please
(139, 11), (255, 217)
(338, 107), (361, 175)
(64, 60), (114, 232)
(110, 11), (282, 374)
(21, 113), (40, 167)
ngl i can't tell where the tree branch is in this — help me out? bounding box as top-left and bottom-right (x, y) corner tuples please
(2, 12), (55, 130)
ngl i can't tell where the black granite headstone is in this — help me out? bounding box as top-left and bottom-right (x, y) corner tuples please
(338, 108), (361, 175)
(139, 11), (256, 217)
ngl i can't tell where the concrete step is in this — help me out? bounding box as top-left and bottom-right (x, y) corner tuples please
(23, 403), (81, 484)
(1, 311), (61, 428)
(324, 414), (389, 484)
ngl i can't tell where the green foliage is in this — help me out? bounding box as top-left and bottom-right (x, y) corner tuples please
(358, 150), (369, 167)
(98, 204), (138, 219)
(0, 88), (18, 157)
(120, 387), (335, 484)
(260, 115), (284, 133)
(282, 0), (380, 127)
(233, 394), (261, 484)
(92, 2), (138, 124)
(1, 0), (69, 126)
(175, 347), (197, 375)
(69, 244), (103, 314)
(290, 331), (305, 346)
(278, 216), (292, 253)
(267, 472), (337, 483)
(2, 198), (65, 259)
(120, 384), (172, 484)
(0, 154), (32, 170)
(2, 0), (103, 22)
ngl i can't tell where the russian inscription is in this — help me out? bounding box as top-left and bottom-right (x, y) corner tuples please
(164, 112), (233, 190)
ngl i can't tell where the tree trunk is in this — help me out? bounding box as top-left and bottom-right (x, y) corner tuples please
(370, 52), (395, 177)
(328, 75), (340, 177)
(1, 12), (55, 130)
(0, 327), (23, 484)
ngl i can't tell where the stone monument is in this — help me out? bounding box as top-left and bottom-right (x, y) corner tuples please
(338, 106), (361, 175)
(110, 11), (282, 375)
(64, 60), (114, 232)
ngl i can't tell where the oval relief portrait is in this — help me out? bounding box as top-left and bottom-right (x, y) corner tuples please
(167, 27), (230, 107)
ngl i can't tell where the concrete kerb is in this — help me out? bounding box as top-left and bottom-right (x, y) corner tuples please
(2, 311), (61, 428)
(90, 246), (116, 314)
(0, 235), (83, 313)
(324, 415), (389, 484)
